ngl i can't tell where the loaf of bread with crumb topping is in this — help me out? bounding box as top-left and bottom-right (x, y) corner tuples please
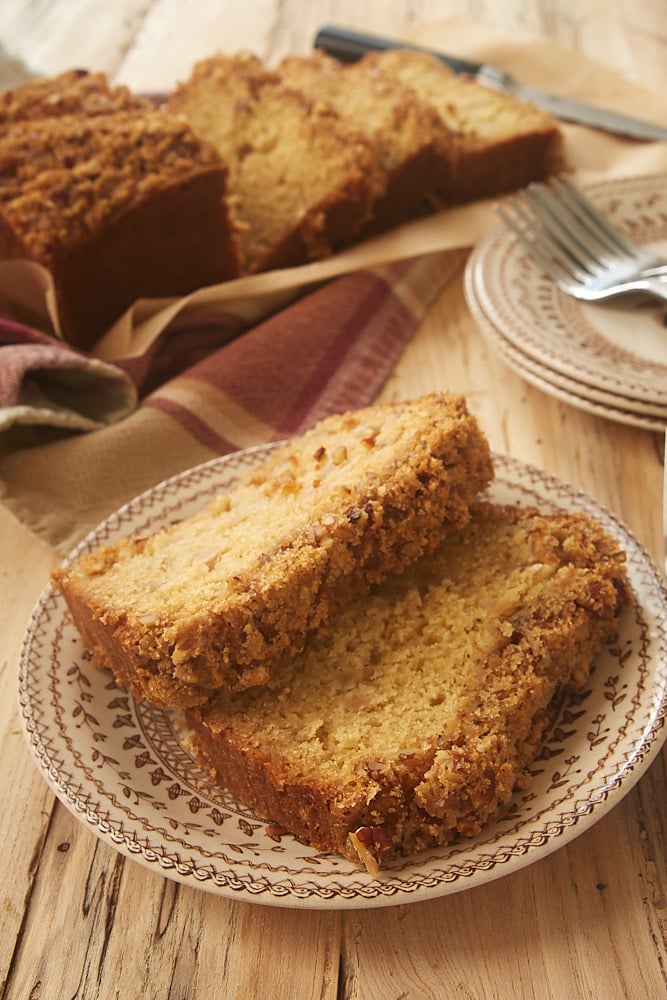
(185, 501), (628, 875)
(277, 50), (454, 232)
(52, 393), (493, 709)
(0, 73), (241, 349)
(0, 52), (563, 340)
(167, 52), (385, 274)
(360, 49), (562, 204)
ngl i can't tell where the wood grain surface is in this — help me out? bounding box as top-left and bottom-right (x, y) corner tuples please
(1, 2), (666, 998)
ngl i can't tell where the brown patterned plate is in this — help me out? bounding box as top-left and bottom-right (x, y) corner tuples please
(18, 446), (667, 909)
(466, 174), (667, 410)
(466, 276), (667, 432)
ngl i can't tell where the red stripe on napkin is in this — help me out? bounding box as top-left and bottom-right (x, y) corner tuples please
(141, 254), (458, 452)
(144, 396), (241, 454)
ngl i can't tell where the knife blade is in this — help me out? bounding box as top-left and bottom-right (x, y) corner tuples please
(314, 25), (667, 142)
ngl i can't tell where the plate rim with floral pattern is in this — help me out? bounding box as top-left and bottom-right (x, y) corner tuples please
(466, 276), (667, 432)
(466, 173), (667, 406)
(18, 444), (667, 909)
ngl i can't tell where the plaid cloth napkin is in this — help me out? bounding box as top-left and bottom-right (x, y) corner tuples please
(0, 250), (464, 553)
(0, 315), (137, 434)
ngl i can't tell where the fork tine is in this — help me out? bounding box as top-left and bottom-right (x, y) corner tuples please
(554, 177), (667, 275)
(521, 185), (609, 277)
(503, 187), (602, 281)
(495, 178), (667, 305)
(495, 199), (587, 288)
(551, 176), (643, 261)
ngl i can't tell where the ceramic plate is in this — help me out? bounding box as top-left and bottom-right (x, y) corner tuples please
(466, 279), (667, 432)
(19, 446), (667, 909)
(466, 174), (667, 410)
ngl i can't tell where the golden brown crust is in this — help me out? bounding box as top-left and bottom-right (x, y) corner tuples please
(0, 68), (154, 124)
(53, 393), (493, 708)
(0, 77), (242, 348)
(185, 502), (628, 872)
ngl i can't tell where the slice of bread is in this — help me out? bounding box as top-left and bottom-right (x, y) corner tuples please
(362, 49), (562, 204)
(185, 501), (628, 874)
(168, 53), (385, 273)
(53, 394), (493, 709)
(277, 51), (454, 232)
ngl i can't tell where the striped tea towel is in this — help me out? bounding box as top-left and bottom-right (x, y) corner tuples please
(0, 250), (464, 552)
(0, 313), (137, 434)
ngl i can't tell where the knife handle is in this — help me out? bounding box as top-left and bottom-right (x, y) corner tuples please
(313, 24), (483, 77)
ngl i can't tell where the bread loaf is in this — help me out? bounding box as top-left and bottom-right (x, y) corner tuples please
(0, 52), (563, 342)
(0, 74), (241, 349)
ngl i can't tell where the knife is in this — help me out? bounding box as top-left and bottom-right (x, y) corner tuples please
(314, 25), (667, 143)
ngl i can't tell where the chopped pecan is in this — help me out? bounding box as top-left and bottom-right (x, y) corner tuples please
(349, 825), (393, 877)
(171, 632), (196, 665)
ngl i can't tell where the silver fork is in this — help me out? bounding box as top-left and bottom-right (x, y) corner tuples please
(495, 176), (667, 304)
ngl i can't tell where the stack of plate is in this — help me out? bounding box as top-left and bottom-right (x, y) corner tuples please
(464, 174), (667, 431)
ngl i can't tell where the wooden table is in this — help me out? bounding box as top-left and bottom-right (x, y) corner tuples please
(1, 3), (666, 997)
